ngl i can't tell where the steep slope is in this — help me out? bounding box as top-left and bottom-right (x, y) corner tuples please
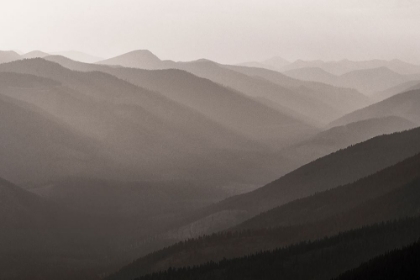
(281, 116), (417, 166)
(45, 55), (317, 149)
(107, 218), (420, 280)
(333, 241), (420, 280)
(162, 127), (420, 239)
(330, 89), (420, 127)
(0, 50), (20, 64)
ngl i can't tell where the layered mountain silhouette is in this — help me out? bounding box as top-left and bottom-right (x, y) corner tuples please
(95, 50), (372, 124)
(53, 50), (103, 63)
(45, 55), (318, 148)
(282, 59), (420, 75)
(2, 48), (420, 280)
(0, 59), (304, 190)
(225, 64), (370, 119)
(106, 153), (420, 280)
(330, 89), (420, 127)
(107, 217), (420, 280)
(285, 66), (418, 95)
(238, 56), (290, 71)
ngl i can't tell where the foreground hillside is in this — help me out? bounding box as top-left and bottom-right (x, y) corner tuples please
(333, 241), (420, 280)
(0, 178), (114, 280)
(104, 153), (420, 279)
(109, 218), (420, 280)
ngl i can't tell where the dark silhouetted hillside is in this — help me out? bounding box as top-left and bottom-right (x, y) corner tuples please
(333, 241), (420, 280)
(237, 154), (420, 230)
(103, 153), (420, 279)
(107, 218), (420, 280)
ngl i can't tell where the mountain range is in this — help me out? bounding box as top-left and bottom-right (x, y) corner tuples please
(1, 48), (420, 280)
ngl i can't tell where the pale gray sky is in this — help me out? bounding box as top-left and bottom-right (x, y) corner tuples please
(1, 0), (420, 63)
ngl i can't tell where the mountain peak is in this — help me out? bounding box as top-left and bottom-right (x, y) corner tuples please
(98, 49), (162, 69)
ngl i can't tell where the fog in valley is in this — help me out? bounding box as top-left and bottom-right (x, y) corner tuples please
(1, 1), (420, 279)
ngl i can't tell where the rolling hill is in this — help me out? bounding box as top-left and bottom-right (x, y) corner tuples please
(330, 89), (420, 127)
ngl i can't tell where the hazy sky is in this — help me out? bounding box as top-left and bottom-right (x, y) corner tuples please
(1, 0), (420, 63)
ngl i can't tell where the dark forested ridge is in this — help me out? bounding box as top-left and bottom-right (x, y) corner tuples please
(333, 241), (420, 280)
(167, 127), (420, 238)
(109, 218), (420, 280)
(104, 161), (420, 279)
(236, 153), (420, 230)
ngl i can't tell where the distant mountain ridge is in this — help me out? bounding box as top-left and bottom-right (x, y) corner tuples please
(282, 59), (420, 75)
(284, 66), (418, 95)
(95, 50), (371, 124)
